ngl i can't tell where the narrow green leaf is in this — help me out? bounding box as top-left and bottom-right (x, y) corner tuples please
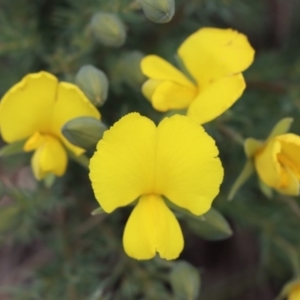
(185, 208), (233, 241)
(0, 139), (26, 157)
(62, 117), (106, 149)
(267, 117), (294, 141)
(228, 160), (254, 200)
(170, 261), (200, 300)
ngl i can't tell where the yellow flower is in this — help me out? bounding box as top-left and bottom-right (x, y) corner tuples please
(0, 71), (100, 180)
(289, 284), (300, 300)
(141, 27), (254, 124)
(229, 118), (300, 199)
(254, 133), (300, 196)
(89, 113), (223, 260)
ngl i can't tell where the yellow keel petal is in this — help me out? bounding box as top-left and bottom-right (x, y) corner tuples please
(123, 194), (183, 260)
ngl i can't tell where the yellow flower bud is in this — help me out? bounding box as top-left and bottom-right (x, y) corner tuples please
(140, 0), (175, 23)
(75, 65), (109, 107)
(90, 12), (126, 47)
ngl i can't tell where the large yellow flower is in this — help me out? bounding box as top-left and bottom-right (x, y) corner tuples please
(89, 113), (223, 260)
(254, 133), (300, 196)
(141, 27), (255, 124)
(0, 71), (100, 180)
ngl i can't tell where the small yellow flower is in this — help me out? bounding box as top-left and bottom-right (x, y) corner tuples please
(89, 113), (223, 260)
(254, 133), (300, 196)
(289, 284), (300, 300)
(0, 71), (100, 180)
(141, 27), (254, 124)
(229, 118), (300, 199)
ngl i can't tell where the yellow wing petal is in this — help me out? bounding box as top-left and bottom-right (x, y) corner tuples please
(151, 80), (197, 111)
(141, 55), (194, 88)
(254, 138), (282, 190)
(50, 82), (100, 156)
(187, 74), (245, 124)
(123, 194), (183, 260)
(154, 115), (224, 215)
(178, 27), (254, 87)
(31, 136), (67, 180)
(89, 113), (156, 213)
(0, 72), (57, 142)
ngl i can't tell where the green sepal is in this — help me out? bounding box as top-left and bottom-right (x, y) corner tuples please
(91, 207), (105, 216)
(169, 261), (200, 300)
(43, 173), (56, 188)
(228, 160), (254, 200)
(258, 179), (273, 199)
(185, 207), (233, 241)
(140, 0), (175, 23)
(62, 117), (107, 149)
(267, 117), (294, 141)
(244, 138), (263, 158)
(0, 139), (26, 157)
(275, 278), (300, 300)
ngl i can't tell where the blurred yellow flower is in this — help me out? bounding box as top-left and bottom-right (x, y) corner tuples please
(289, 284), (300, 300)
(141, 27), (254, 124)
(0, 71), (100, 180)
(254, 133), (300, 196)
(89, 113), (223, 260)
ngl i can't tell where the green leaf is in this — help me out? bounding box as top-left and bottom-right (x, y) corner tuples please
(267, 117), (294, 141)
(185, 208), (233, 241)
(228, 160), (254, 200)
(91, 207), (105, 216)
(170, 261), (200, 300)
(0, 139), (26, 157)
(62, 117), (107, 149)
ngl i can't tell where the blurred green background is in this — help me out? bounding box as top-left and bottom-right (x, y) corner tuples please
(1, 0), (300, 299)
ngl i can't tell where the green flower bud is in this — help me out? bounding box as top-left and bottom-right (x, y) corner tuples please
(62, 117), (107, 149)
(170, 261), (200, 300)
(90, 12), (126, 47)
(140, 0), (175, 23)
(75, 65), (109, 107)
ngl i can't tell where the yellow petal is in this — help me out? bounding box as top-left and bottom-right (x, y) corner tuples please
(123, 194), (183, 260)
(141, 55), (195, 88)
(31, 136), (67, 180)
(277, 134), (300, 180)
(275, 165), (299, 196)
(187, 74), (245, 124)
(50, 82), (100, 156)
(142, 79), (162, 101)
(254, 138), (281, 189)
(289, 285), (300, 300)
(151, 80), (197, 111)
(89, 113), (156, 213)
(178, 27), (254, 87)
(0, 72), (57, 143)
(154, 115), (223, 215)
(24, 132), (46, 152)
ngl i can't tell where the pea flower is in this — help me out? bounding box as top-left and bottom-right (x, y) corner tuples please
(289, 284), (300, 300)
(229, 118), (300, 199)
(0, 72), (100, 180)
(89, 113), (223, 260)
(141, 27), (255, 124)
